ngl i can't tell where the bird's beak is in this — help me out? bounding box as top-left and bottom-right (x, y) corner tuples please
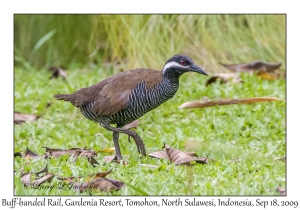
(189, 64), (208, 76)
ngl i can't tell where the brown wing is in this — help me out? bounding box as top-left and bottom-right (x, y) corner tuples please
(72, 68), (162, 116)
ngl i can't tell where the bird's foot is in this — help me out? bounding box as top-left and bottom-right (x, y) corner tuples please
(112, 155), (128, 165)
(131, 135), (146, 157)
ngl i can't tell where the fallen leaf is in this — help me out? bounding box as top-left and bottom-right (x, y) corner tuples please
(86, 156), (99, 167)
(220, 61), (281, 72)
(148, 150), (169, 159)
(104, 156), (128, 165)
(257, 72), (276, 80)
(33, 173), (54, 185)
(43, 147), (80, 158)
(273, 156), (286, 162)
(49, 66), (67, 80)
(77, 148), (99, 166)
(17, 148), (126, 193)
(57, 169), (113, 182)
(179, 97), (282, 109)
(103, 178), (126, 190)
(257, 71), (277, 80)
(206, 73), (242, 86)
(124, 120), (139, 130)
(20, 164), (54, 186)
(165, 146), (195, 166)
(85, 178), (125, 192)
(14, 112), (38, 124)
(32, 163), (48, 175)
(184, 152), (198, 157)
(276, 186), (286, 196)
(99, 147), (115, 153)
(24, 147), (40, 160)
(104, 155), (117, 163)
(57, 169), (125, 193)
(20, 172), (31, 185)
(149, 143), (211, 166)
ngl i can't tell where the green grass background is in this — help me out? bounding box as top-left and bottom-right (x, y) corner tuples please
(14, 14), (286, 195)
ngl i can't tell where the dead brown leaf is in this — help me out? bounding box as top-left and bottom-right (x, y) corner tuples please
(104, 155), (117, 163)
(20, 165), (53, 186)
(257, 71), (275, 80)
(57, 169), (113, 182)
(32, 163), (48, 175)
(16, 147), (126, 193)
(149, 143), (211, 166)
(104, 156), (128, 165)
(14, 112), (38, 124)
(43, 147), (80, 158)
(103, 178), (126, 190)
(206, 73), (242, 86)
(148, 150), (169, 159)
(166, 146), (195, 166)
(24, 147), (40, 160)
(57, 169), (125, 193)
(43, 147), (99, 166)
(83, 178), (125, 192)
(252, 70), (284, 80)
(17, 147), (99, 167)
(20, 164), (54, 186)
(183, 152), (198, 157)
(86, 156), (99, 167)
(49, 66), (67, 80)
(179, 97), (282, 109)
(33, 173), (55, 185)
(20, 172), (32, 185)
(220, 61), (281, 72)
(77, 148), (99, 167)
(276, 186), (286, 196)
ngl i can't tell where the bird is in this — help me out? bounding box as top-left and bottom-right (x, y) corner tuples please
(54, 54), (208, 160)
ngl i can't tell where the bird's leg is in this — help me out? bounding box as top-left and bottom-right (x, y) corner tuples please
(127, 135), (131, 143)
(112, 129), (122, 160)
(103, 124), (146, 157)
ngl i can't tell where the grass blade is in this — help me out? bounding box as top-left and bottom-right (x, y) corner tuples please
(32, 29), (56, 54)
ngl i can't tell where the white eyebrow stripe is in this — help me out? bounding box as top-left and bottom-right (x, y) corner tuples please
(162, 61), (189, 74)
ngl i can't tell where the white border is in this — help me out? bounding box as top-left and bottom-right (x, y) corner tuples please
(2, 0), (299, 209)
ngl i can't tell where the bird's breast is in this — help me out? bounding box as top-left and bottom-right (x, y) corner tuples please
(127, 81), (178, 111)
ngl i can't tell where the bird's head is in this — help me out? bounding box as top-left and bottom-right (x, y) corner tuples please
(162, 54), (208, 77)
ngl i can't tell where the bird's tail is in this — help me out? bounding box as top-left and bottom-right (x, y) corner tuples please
(54, 93), (76, 103)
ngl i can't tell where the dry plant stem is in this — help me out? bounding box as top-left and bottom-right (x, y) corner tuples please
(179, 97), (282, 109)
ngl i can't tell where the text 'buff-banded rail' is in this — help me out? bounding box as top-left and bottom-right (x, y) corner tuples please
(54, 54), (208, 160)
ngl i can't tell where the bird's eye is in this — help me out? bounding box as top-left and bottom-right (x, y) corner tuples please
(180, 60), (187, 66)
